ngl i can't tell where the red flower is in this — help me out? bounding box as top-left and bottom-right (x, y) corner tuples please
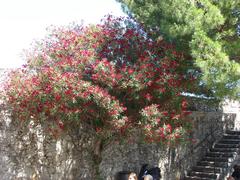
(128, 68), (134, 75)
(144, 93), (152, 101)
(58, 121), (64, 130)
(65, 89), (72, 95)
(55, 94), (61, 101)
(181, 99), (188, 109)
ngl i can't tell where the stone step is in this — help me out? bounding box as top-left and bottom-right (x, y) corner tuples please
(184, 130), (240, 180)
(206, 152), (235, 158)
(197, 161), (228, 168)
(188, 171), (219, 179)
(202, 156), (232, 162)
(218, 139), (240, 144)
(222, 134), (240, 139)
(214, 143), (240, 148)
(184, 176), (215, 180)
(209, 147), (238, 153)
(225, 130), (240, 135)
(192, 166), (222, 173)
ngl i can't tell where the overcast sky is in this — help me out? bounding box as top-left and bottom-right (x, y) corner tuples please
(0, 0), (125, 68)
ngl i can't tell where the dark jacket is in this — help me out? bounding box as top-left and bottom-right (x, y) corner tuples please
(232, 170), (240, 180)
(138, 164), (161, 180)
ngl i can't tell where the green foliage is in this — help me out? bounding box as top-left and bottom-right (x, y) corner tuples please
(118, 0), (240, 99)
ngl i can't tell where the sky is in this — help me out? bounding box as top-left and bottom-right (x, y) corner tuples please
(0, 0), (126, 68)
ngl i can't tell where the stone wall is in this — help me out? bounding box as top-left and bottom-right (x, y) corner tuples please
(0, 110), (96, 180)
(222, 99), (240, 130)
(100, 111), (235, 180)
(0, 102), (237, 180)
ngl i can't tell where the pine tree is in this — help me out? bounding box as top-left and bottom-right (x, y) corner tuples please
(118, 0), (240, 99)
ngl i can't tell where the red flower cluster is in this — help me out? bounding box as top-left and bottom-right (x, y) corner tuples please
(3, 15), (194, 143)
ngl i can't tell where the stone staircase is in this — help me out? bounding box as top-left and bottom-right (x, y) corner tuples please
(184, 130), (240, 180)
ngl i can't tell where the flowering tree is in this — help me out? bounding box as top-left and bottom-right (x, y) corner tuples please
(3, 16), (194, 147)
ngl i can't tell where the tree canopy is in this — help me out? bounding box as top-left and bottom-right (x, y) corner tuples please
(118, 0), (240, 99)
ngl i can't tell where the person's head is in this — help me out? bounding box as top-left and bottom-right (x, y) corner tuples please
(143, 174), (153, 180)
(128, 172), (138, 180)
